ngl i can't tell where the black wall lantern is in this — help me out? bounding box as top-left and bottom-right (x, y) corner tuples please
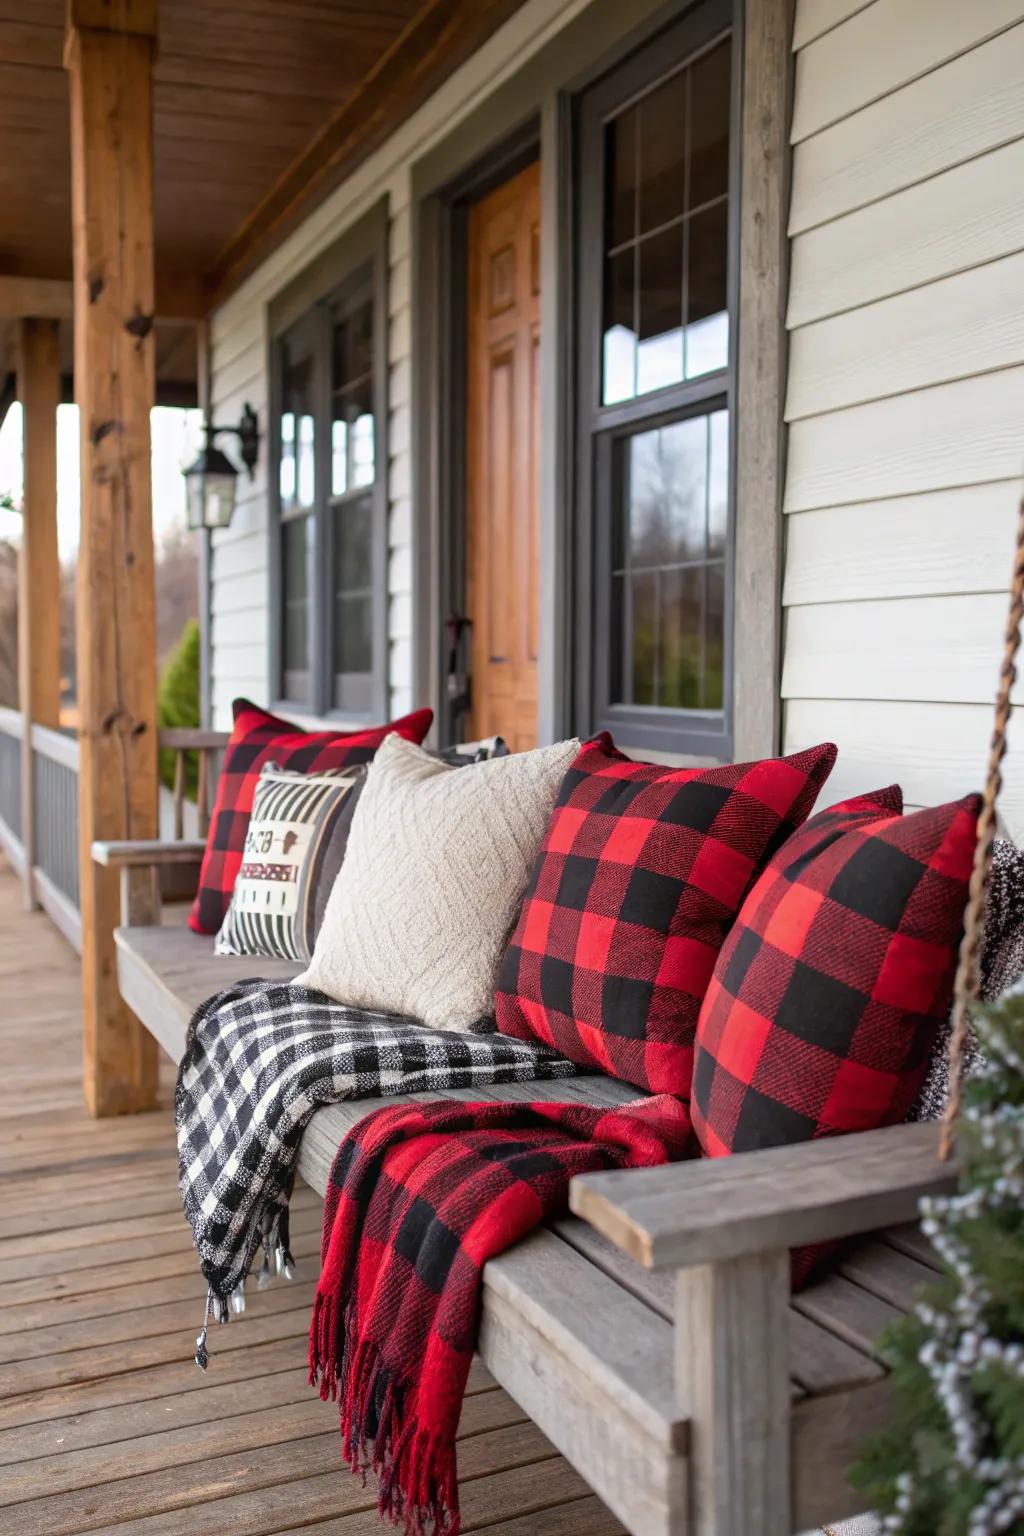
(183, 403), (260, 531)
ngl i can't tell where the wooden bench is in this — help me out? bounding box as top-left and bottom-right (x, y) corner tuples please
(96, 837), (958, 1536)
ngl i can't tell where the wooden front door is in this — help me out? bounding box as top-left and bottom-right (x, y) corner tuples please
(465, 160), (540, 752)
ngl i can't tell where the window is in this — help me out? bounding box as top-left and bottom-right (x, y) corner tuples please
(577, 3), (735, 756)
(271, 209), (387, 718)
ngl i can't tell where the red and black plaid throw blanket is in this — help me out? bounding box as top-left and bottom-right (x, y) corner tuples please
(309, 1095), (694, 1536)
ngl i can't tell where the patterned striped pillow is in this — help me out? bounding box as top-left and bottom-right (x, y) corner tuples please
(214, 738), (511, 964)
(215, 763), (365, 963)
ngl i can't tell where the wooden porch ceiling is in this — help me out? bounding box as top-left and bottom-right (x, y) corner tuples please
(0, 0), (530, 394)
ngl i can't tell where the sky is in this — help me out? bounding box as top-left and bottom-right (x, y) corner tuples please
(0, 404), (204, 560)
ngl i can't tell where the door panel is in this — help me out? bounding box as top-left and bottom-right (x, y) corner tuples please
(466, 159), (541, 752)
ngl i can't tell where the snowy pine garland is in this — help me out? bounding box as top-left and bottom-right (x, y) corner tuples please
(854, 990), (1024, 1535)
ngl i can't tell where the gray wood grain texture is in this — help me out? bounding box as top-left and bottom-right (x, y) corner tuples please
(112, 903), (927, 1535)
(572, 1121), (959, 1268)
(792, 1376), (893, 1528)
(732, 0), (796, 760)
(121, 864), (161, 928)
(678, 1253), (792, 1536)
(480, 1234), (689, 1536)
(115, 925), (301, 1060)
(551, 1216), (883, 1396)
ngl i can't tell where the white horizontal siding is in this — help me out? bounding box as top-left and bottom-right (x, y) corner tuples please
(783, 0), (1024, 839)
(786, 251), (1024, 418)
(790, 0), (1024, 143)
(782, 595), (1017, 705)
(783, 482), (1021, 604)
(789, 23), (1024, 233)
(787, 135), (1024, 326)
(785, 367), (1024, 513)
(786, 698), (1024, 833)
(791, 0), (875, 51)
(207, 0), (601, 729)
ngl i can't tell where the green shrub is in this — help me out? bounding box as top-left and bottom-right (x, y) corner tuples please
(158, 618), (201, 799)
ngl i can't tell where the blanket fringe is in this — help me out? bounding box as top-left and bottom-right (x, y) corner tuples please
(309, 1293), (459, 1536)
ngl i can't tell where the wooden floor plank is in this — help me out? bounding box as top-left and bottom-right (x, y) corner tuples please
(15, 1422), (557, 1536)
(0, 1263), (309, 1338)
(0, 1386), (526, 1510)
(0, 1358), (498, 1468)
(0, 1300), (318, 1400)
(0, 1339), (320, 1434)
(269, 1467), (621, 1536)
(0, 1226), (320, 1307)
(0, 859), (620, 1535)
(0, 1280), (320, 1367)
(0, 1204), (323, 1286)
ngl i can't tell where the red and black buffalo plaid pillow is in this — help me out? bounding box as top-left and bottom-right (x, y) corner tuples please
(690, 786), (980, 1281)
(495, 733), (837, 1095)
(188, 699), (432, 935)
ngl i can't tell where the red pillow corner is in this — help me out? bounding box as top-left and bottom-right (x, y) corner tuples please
(495, 733), (838, 1096)
(690, 786), (980, 1289)
(188, 704), (432, 935)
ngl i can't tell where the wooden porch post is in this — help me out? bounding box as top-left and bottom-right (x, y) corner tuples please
(65, 0), (160, 1116)
(15, 318), (62, 911)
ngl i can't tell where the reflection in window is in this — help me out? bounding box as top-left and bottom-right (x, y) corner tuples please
(611, 410), (727, 710)
(601, 37), (731, 404)
(280, 412), (296, 504)
(280, 338), (316, 511)
(331, 297), (375, 498)
(351, 414), (375, 488)
(330, 286), (377, 709)
(275, 251), (381, 714)
(282, 513), (313, 704)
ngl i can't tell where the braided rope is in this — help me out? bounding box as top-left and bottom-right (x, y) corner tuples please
(939, 492), (1024, 1160)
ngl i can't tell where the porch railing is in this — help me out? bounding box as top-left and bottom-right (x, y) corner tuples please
(0, 709), (22, 856)
(0, 708), (226, 952)
(31, 722), (82, 949)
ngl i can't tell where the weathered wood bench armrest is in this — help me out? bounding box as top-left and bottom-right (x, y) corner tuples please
(92, 840), (206, 925)
(93, 839), (207, 868)
(570, 1121), (959, 1271)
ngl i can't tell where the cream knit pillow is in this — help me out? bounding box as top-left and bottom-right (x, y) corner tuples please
(297, 732), (579, 1032)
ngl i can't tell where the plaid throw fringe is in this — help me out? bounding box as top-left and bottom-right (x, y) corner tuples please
(175, 980), (583, 1328)
(309, 1095), (694, 1536)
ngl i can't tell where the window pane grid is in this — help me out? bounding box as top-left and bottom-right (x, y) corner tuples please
(275, 252), (380, 712)
(600, 35), (730, 406)
(331, 299), (376, 500)
(610, 409), (727, 714)
(331, 285), (376, 699)
(604, 190), (728, 262)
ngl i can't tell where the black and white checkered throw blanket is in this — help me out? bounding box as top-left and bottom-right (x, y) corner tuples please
(176, 979), (582, 1320)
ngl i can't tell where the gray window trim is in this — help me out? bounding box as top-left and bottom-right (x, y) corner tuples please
(267, 198), (389, 724)
(411, 0), (690, 748)
(575, 0), (737, 759)
(410, 0), (792, 760)
(415, 123), (542, 748)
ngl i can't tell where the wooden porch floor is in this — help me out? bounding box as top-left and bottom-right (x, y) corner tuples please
(0, 859), (623, 1536)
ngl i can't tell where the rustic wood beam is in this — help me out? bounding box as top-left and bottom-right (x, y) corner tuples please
(0, 280), (73, 322)
(0, 273), (209, 322)
(15, 318), (62, 913)
(66, 0), (160, 1116)
(731, 0), (796, 761)
(206, 0), (529, 302)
